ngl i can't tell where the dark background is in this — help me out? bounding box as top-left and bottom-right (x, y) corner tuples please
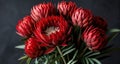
(0, 0), (120, 64)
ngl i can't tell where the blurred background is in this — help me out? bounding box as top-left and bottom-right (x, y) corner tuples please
(0, 0), (120, 64)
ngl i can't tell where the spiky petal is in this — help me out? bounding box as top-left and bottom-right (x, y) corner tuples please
(16, 16), (35, 37)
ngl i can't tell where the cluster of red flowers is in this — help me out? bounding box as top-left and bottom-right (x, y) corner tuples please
(16, 1), (107, 58)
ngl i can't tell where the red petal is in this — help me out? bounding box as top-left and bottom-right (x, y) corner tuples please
(44, 47), (55, 54)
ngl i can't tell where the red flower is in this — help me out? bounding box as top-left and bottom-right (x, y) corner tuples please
(72, 8), (93, 28)
(25, 38), (44, 58)
(57, 1), (77, 17)
(82, 26), (107, 51)
(34, 16), (71, 47)
(93, 16), (108, 31)
(16, 16), (35, 37)
(31, 2), (56, 21)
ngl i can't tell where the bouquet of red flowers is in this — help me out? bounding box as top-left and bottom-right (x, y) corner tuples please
(15, 1), (120, 64)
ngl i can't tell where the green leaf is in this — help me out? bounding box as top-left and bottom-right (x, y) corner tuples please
(91, 58), (101, 64)
(49, 55), (61, 64)
(96, 48), (120, 59)
(35, 58), (38, 64)
(84, 51), (93, 57)
(44, 56), (49, 64)
(109, 29), (120, 33)
(26, 58), (32, 64)
(108, 32), (119, 42)
(85, 58), (89, 64)
(63, 48), (75, 56)
(62, 44), (74, 53)
(88, 58), (94, 64)
(15, 45), (25, 49)
(96, 54), (110, 60)
(55, 61), (58, 64)
(70, 60), (77, 64)
(82, 58), (86, 64)
(108, 29), (120, 42)
(18, 55), (28, 60)
(67, 50), (78, 64)
(87, 52), (100, 57)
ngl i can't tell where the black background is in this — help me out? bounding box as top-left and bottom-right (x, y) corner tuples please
(0, 0), (120, 64)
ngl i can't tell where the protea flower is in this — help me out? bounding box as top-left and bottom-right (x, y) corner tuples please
(16, 16), (35, 37)
(93, 16), (108, 31)
(34, 16), (71, 47)
(25, 38), (44, 58)
(72, 8), (93, 28)
(31, 2), (56, 21)
(82, 26), (107, 51)
(57, 1), (77, 17)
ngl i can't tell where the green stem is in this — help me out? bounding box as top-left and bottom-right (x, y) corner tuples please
(56, 46), (67, 64)
(79, 47), (88, 58)
(67, 54), (69, 62)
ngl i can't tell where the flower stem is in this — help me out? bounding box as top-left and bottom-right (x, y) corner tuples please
(79, 47), (88, 58)
(56, 46), (67, 64)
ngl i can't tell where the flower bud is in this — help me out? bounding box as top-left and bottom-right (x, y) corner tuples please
(16, 16), (35, 37)
(82, 26), (107, 51)
(72, 8), (93, 28)
(31, 2), (56, 21)
(57, 1), (77, 17)
(25, 38), (44, 58)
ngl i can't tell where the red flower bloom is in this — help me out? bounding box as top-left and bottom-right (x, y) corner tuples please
(93, 16), (108, 31)
(31, 2), (56, 21)
(72, 8), (93, 28)
(82, 26), (107, 51)
(25, 38), (44, 58)
(16, 16), (35, 37)
(57, 1), (77, 17)
(34, 16), (71, 47)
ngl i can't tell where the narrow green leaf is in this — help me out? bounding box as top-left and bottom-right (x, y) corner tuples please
(91, 58), (101, 64)
(88, 58), (94, 64)
(55, 61), (58, 64)
(108, 32), (119, 42)
(62, 44), (74, 53)
(26, 58), (32, 64)
(84, 51), (93, 56)
(37, 57), (43, 62)
(63, 48), (75, 56)
(96, 48), (120, 59)
(71, 60), (77, 64)
(35, 58), (38, 64)
(50, 55), (61, 64)
(15, 45), (25, 49)
(109, 29), (120, 32)
(87, 52), (100, 57)
(67, 50), (78, 64)
(85, 58), (89, 64)
(18, 55), (28, 60)
(82, 58), (86, 64)
(44, 56), (48, 64)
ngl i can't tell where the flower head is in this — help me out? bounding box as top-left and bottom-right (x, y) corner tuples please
(57, 1), (77, 17)
(25, 38), (44, 58)
(31, 2), (56, 21)
(82, 26), (107, 51)
(34, 16), (71, 47)
(16, 16), (35, 37)
(72, 8), (93, 28)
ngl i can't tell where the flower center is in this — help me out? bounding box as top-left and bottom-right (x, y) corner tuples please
(45, 26), (60, 36)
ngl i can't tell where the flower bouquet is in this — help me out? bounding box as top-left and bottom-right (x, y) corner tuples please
(15, 1), (120, 64)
